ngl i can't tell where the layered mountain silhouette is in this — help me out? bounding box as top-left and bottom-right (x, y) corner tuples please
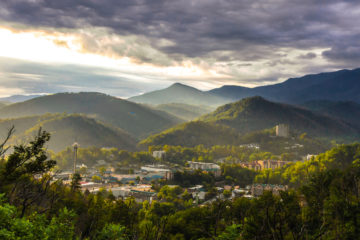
(153, 103), (214, 121)
(128, 68), (360, 106)
(209, 68), (360, 103)
(0, 114), (137, 152)
(0, 92), (181, 138)
(141, 96), (360, 147)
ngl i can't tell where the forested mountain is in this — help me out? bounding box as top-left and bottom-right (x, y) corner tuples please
(139, 121), (242, 147)
(0, 92), (181, 138)
(200, 96), (359, 138)
(128, 82), (228, 106)
(0, 114), (137, 152)
(209, 68), (360, 103)
(154, 103), (214, 121)
(142, 96), (360, 147)
(302, 100), (360, 128)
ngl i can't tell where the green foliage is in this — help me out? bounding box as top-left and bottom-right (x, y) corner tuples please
(0, 128), (56, 185)
(216, 224), (241, 240)
(0, 195), (76, 240)
(171, 170), (215, 188)
(255, 143), (360, 187)
(221, 164), (256, 187)
(140, 121), (242, 148)
(1, 127), (360, 240)
(52, 147), (155, 169)
(96, 223), (126, 240)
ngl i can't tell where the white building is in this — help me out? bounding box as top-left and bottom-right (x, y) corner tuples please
(187, 161), (221, 177)
(140, 164), (173, 180)
(276, 124), (290, 137)
(152, 150), (166, 159)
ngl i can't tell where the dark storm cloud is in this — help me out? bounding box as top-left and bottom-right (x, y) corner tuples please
(1, 0), (360, 65)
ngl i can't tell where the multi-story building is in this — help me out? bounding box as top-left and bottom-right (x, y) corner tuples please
(276, 124), (290, 137)
(152, 150), (166, 159)
(187, 161), (221, 177)
(141, 164), (174, 180)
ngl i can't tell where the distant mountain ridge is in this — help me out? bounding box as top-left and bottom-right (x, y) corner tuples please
(0, 114), (137, 152)
(0, 92), (181, 138)
(128, 82), (229, 106)
(209, 68), (360, 103)
(0, 94), (45, 103)
(153, 103), (214, 121)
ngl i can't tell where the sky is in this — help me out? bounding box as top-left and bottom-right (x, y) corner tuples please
(0, 0), (359, 98)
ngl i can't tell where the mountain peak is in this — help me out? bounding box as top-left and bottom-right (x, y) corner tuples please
(168, 82), (195, 90)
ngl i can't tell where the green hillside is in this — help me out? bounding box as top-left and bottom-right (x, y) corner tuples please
(200, 96), (359, 138)
(154, 103), (214, 121)
(129, 83), (229, 106)
(0, 92), (181, 138)
(0, 114), (137, 152)
(139, 121), (242, 147)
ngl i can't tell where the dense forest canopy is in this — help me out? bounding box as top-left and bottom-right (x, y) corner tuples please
(0, 130), (359, 239)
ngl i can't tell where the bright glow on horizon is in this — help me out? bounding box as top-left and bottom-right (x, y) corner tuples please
(0, 27), (228, 82)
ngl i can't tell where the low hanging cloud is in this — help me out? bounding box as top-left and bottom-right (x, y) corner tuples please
(0, 0), (359, 90)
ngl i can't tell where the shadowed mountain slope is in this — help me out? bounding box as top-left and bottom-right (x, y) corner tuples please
(0, 92), (181, 138)
(0, 114), (137, 152)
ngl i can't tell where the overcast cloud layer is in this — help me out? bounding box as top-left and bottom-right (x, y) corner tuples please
(0, 0), (359, 96)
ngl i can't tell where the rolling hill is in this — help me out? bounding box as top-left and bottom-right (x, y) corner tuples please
(208, 68), (360, 104)
(128, 82), (229, 106)
(154, 103), (214, 121)
(139, 121), (242, 147)
(0, 92), (181, 138)
(200, 96), (359, 138)
(0, 114), (137, 152)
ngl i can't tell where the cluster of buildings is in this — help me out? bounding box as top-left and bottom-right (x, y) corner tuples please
(54, 145), (295, 203)
(240, 160), (291, 171)
(250, 183), (288, 197)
